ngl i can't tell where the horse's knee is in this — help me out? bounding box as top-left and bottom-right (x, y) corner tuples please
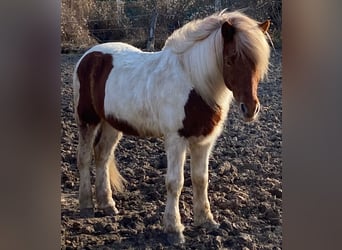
(191, 173), (208, 190)
(166, 176), (184, 196)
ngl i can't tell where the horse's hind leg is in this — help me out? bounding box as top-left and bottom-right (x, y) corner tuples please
(94, 121), (123, 215)
(189, 141), (218, 228)
(77, 123), (99, 217)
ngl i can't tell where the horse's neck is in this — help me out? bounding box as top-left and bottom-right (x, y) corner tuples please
(181, 32), (230, 109)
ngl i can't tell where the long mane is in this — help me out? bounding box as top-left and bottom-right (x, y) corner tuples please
(163, 11), (270, 81)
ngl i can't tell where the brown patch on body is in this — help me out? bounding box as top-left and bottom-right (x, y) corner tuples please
(76, 51), (140, 136)
(178, 90), (221, 138)
(107, 116), (140, 136)
(77, 51), (112, 125)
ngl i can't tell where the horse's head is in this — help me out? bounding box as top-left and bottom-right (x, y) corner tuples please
(221, 19), (270, 122)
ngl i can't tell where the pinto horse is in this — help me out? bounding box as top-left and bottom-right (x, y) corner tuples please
(73, 10), (271, 244)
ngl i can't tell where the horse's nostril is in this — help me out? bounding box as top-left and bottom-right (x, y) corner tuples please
(240, 103), (246, 114)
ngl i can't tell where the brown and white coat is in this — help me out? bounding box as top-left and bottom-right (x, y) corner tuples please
(73, 10), (270, 244)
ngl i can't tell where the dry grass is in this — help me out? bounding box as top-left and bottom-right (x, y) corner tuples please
(61, 0), (282, 52)
(61, 0), (97, 52)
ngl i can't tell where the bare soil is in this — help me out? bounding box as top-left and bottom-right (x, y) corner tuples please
(61, 49), (282, 250)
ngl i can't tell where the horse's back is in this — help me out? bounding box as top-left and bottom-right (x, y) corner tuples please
(86, 42), (142, 55)
(75, 42), (142, 75)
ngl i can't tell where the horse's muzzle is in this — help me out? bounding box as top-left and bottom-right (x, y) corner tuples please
(240, 102), (260, 122)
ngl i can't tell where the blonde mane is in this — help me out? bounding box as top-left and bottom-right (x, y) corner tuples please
(163, 11), (271, 81)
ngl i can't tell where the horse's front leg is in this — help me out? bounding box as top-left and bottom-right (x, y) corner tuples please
(189, 141), (219, 228)
(164, 135), (187, 245)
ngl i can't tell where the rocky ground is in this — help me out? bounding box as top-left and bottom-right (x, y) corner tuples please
(61, 49), (282, 250)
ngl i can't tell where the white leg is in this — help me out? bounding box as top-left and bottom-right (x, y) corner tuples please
(77, 124), (98, 217)
(189, 141), (218, 228)
(94, 122), (122, 215)
(163, 134), (187, 244)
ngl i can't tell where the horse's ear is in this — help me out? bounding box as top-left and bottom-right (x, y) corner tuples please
(221, 22), (235, 41)
(259, 20), (271, 33)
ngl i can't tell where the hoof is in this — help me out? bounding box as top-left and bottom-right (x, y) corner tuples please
(204, 220), (220, 230)
(195, 220), (219, 230)
(167, 232), (185, 245)
(103, 206), (119, 216)
(80, 208), (94, 218)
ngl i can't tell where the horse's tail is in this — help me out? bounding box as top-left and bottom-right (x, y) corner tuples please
(109, 157), (126, 193)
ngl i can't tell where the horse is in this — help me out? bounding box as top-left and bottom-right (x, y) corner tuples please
(73, 10), (271, 244)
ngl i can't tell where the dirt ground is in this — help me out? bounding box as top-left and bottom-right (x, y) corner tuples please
(61, 49), (282, 250)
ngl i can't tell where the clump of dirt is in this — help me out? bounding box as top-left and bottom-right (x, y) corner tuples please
(61, 49), (282, 249)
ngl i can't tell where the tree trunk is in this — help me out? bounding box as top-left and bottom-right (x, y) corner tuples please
(146, 10), (158, 51)
(115, 0), (124, 25)
(214, 0), (221, 12)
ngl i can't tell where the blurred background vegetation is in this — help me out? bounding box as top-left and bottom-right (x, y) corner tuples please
(61, 0), (281, 53)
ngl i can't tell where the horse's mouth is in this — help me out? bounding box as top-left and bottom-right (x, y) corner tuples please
(242, 113), (259, 123)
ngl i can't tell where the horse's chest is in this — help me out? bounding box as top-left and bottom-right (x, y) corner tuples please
(178, 90), (222, 138)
